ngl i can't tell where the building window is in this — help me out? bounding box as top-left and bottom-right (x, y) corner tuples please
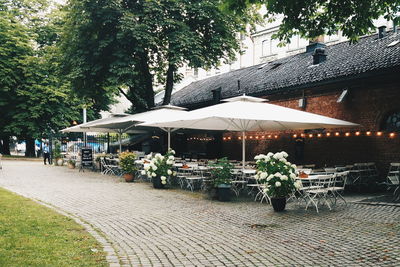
(262, 39), (270, 56)
(382, 111), (400, 132)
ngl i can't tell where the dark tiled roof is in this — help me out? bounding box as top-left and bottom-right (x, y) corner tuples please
(171, 32), (400, 107)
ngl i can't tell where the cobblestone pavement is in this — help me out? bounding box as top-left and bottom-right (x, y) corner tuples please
(1, 161), (399, 266)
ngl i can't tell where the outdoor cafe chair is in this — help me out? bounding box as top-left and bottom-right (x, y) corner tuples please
(184, 168), (203, 192)
(298, 174), (335, 213)
(327, 171), (349, 205)
(384, 163), (400, 201)
(230, 169), (248, 197)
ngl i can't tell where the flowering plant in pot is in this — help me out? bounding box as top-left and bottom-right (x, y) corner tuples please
(67, 159), (76, 169)
(143, 149), (176, 189)
(119, 152), (137, 182)
(210, 157), (233, 201)
(255, 151), (301, 211)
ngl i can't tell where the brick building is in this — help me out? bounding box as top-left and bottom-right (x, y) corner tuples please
(169, 29), (400, 177)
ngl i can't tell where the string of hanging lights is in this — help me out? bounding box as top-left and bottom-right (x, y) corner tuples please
(220, 131), (397, 141)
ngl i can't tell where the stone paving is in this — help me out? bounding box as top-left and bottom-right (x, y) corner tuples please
(0, 160), (399, 266)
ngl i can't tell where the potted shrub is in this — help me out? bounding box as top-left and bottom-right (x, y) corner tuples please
(143, 149), (176, 189)
(255, 151), (301, 212)
(67, 159), (76, 169)
(53, 142), (63, 166)
(210, 157), (233, 202)
(119, 152), (137, 182)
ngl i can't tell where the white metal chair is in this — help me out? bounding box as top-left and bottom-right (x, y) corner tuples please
(327, 171), (349, 205)
(300, 174), (335, 213)
(386, 163), (400, 201)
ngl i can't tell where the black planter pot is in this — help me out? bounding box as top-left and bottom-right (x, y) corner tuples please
(217, 184), (231, 202)
(271, 197), (286, 212)
(152, 176), (165, 189)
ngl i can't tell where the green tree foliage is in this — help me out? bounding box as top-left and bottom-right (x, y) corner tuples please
(0, 0), (84, 156)
(223, 0), (400, 42)
(61, 0), (257, 112)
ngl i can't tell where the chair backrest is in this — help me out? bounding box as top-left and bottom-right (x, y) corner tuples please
(334, 171), (349, 188)
(388, 176), (400, 185)
(317, 174), (335, 187)
(324, 168), (336, 173)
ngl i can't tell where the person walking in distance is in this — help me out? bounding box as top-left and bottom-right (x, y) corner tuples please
(43, 143), (50, 165)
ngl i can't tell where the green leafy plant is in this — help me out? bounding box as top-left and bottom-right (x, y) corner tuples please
(67, 159), (75, 166)
(210, 157), (233, 187)
(255, 152), (301, 198)
(119, 152), (137, 174)
(143, 149), (176, 185)
(53, 142), (62, 159)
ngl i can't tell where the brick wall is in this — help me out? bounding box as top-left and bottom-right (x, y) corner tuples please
(221, 75), (400, 178)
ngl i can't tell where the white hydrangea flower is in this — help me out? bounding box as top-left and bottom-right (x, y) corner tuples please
(295, 181), (302, 189)
(254, 155), (261, 160)
(167, 169), (172, 175)
(141, 170), (146, 175)
(170, 149), (175, 155)
(260, 172), (268, 179)
(152, 172), (157, 177)
(161, 180), (167, 185)
(267, 152), (273, 157)
(291, 164), (297, 169)
(144, 164), (150, 171)
(166, 159), (173, 165)
(168, 155), (174, 160)
(146, 154), (152, 159)
(172, 171), (177, 176)
(275, 181), (281, 187)
(290, 173), (296, 179)
(147, 172), (152, 178)
(274, 172), (282, 178)
(281, 151), (288, 158)
(161, 176), (166, 181)
(152, 165), (158, 171)
(281, 175), (288, 181)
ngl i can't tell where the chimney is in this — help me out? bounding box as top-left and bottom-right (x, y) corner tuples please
(313, 48), (327, 65)
(378, 26), (387, 38)
(306, 36), (326, 53)
(211, 87), (222, 104)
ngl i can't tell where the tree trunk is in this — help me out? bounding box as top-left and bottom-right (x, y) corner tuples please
(0, 137), (11, 155)
(25, 138), (36, 157)
(124, 52), (155, 113)
(139, 52), (154, 109)
(162, 63), (175, 105)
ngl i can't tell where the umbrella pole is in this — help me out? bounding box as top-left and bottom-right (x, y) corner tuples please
(167, 128), (171, 150)
(119, 131), (122, 153)
(242, 131), (245, 169)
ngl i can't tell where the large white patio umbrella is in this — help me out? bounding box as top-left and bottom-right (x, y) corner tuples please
(139, 95), (359, 168)
(61, 114), (146, 151)
(86, 105), (188, 149)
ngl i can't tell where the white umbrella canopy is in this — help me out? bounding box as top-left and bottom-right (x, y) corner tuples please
(139, 95), (359, 167)
(60, 114), (146, 151)
(87, 105), (188, 149)
(61, 114), (146, 134)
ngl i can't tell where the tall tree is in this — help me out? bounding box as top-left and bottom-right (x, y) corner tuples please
(0, 0), (84, 156)
(61, 0), (257, 112)
(223, 0), (400, 42)
(0, 7), (31, 154)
